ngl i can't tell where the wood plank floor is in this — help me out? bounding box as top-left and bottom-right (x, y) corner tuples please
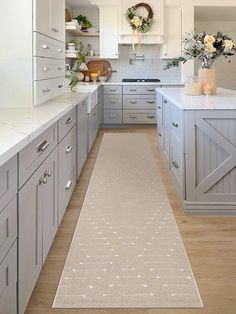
(26, 128), (236, 314)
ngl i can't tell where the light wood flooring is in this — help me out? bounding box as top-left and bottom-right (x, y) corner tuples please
(26, 128), (236, 314)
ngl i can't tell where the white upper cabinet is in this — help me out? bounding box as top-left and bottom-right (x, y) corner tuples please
(33, 0), (65, 42)
(119, 0), (164, 44)
(161, 6), (182, 59)
(99, 6), (119, 59)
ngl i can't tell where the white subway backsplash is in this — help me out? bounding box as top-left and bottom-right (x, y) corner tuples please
(108, 45), (181, 83)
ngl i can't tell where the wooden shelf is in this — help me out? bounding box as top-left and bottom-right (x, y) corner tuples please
(65, 26), (99, 37)
(65, 54), (101, 60)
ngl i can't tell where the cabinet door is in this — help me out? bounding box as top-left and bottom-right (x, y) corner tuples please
(50, 0), (65, 42)
(100, 6), (119, 59)
(161, 6), (182, 59)
(41, 148), (58, 263)
(77, 99), (88, 179)
(18, 165), (43, 314)
(33, 0), (51, 38)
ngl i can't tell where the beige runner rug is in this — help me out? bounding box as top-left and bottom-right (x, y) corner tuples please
(53, 133), (203, 308)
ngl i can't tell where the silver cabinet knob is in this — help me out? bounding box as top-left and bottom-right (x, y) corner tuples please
(42, 66), (49, 71)
(39, 177), (47, 185)
(65, 145), (72, 153)
(172, 122), (179, 128)
(42, 89), (51, 93)
(42, 44), (49, 49)
(66, 180), (72, 190)
(172, 161), (179, 169)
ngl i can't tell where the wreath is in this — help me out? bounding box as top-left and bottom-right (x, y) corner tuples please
(125, 3), (154, 33)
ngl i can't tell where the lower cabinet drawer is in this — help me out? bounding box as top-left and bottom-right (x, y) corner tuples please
(123, 110), (156, 124)
(104, 110), (122, 124)
(34, 77), (65, 106)
(104, 95), (122, 109)
(123, 95), (156, 110)
(0, 197), (17, 264)
(34, 57), (65, 80)
(19, 123), (58, 188)
(0, 155), (17, 213)
(58, 108), (76, 142)
(0, 242), (17, 314)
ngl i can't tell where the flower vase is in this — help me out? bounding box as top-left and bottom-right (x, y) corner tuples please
(198, 67), (217, 95)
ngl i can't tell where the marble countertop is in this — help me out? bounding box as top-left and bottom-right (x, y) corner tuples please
(157, 87), (236, 110)
(0, 92), (88, 167)
(102, 82), (183, 86)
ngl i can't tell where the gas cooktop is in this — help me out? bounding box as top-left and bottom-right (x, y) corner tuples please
(122, 78), (161, 83)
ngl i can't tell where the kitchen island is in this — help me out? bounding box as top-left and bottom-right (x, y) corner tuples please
(156, 87), (236, 214)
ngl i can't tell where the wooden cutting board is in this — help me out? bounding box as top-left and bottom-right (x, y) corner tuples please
(86, 60), (112, 79)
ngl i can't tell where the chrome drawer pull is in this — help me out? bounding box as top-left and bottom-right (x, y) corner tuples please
(163, 99), (167, 104)
(42, 44), (49, 49)
(37, 140), (49, 153)
(66, 117), (73, 125)
(39, 177), (47, 185)
(147, 89), (155, 92)
(57, 48), (63, 53)
(66, 180), (72, 190)
(42, 66), (49, 71)
(172, 122), (179, 128)
(109, 114), (117, 118)
(129, 89), (137, 92)
(109, 101), (117, 104)
(44, 170), (52, 177)
(172, 161), (179, 169)
(82, 100), (87, 105)
(130, 101), (137, 104)
(58, 84), (64, 88)
(129, 115), (137, 119)
(109, 89), (117, 92)
(147, 115), (155, 119)
(42, 88), (50, 93)
(147, 101), (155, 104)
(66, 145), (72, 153)
(158, 133), (162, 137)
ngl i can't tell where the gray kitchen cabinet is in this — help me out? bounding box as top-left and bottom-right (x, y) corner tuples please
(77, 98), (88, 179)
(18, 148), (58, 314)
(58, 108), (76, 142)
(58, 126), (76, 224)
(123, 85), (158, 124)
(103, 85), (123, 125)
(0, 242), (17, 314)
(88, 104), (99, 153)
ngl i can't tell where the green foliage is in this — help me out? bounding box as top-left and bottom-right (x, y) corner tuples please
(65, 70), (78, 92)
(164, 31), (236, 70)
(75, 14), (92, 29)
(125, 6), (153, 33)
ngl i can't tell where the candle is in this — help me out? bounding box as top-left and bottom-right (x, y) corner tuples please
(203, 84), (213, 96)
(184, 76), (202, 96)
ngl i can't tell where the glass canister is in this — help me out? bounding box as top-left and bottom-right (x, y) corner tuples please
(184, 76), (202, 96)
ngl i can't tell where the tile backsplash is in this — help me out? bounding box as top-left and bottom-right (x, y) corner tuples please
(108, 45), (182, 83)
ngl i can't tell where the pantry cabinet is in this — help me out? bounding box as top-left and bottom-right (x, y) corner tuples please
(18, 148), (58, 314)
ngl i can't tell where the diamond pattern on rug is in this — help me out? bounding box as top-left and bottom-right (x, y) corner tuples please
(53, 133), (203, 308)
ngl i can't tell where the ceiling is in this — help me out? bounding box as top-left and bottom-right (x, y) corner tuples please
(66, 0), (92, 7)
(195, 6), (236, 21)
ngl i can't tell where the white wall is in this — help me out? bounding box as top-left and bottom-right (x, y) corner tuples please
(195, 21), (236, 90)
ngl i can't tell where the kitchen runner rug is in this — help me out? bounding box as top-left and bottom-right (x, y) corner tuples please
(53, 133), (203, 309)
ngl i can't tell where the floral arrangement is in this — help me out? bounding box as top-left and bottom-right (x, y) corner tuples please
(125, 3), (153, 33)
(164, 31), (236, 70)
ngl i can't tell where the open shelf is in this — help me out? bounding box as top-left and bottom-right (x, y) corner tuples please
(65, 26), (100, 37)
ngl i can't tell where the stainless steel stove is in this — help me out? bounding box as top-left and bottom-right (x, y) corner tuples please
(122, 78), (161, 83)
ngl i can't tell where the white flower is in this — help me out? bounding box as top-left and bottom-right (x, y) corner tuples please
(204, 35), (216, 44)
(131, 16), (143, 27)
(224, 39), (234, 52)
(205, 42), (216, 53)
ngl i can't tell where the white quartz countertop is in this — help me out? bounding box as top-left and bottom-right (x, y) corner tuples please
(157, 87), (236, 110)
(102, 82), (183, 86)
(0, 92), (88, 167)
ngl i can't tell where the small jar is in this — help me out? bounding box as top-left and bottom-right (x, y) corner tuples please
(184, 76), (202, 96)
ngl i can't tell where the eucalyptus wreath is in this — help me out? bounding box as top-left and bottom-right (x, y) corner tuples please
(125, 3), (153, 33)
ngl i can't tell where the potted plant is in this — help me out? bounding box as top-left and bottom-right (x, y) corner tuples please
(67, 39), (78, 51)
(75, 14), (92, 30)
